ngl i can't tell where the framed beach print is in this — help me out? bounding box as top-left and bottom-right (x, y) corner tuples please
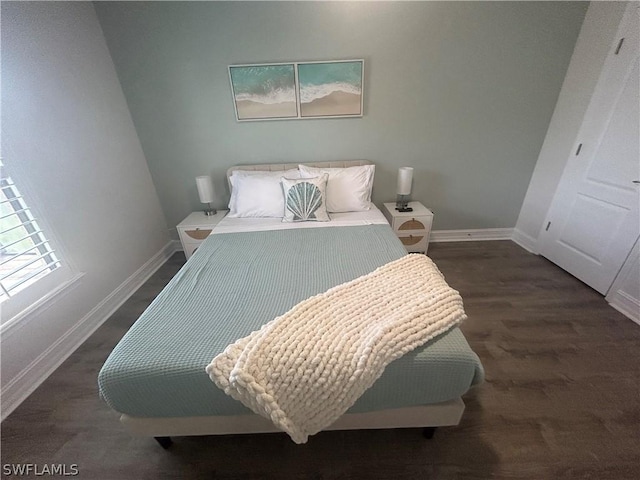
(297, 60), (364, 118)
(228, 59), (364, 121)
(229, 64), (298, 121)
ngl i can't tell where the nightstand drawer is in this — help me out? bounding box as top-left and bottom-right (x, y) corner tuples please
(398, 234), (428, 253)
(396, 218), (426, 231)
(183, 228), (213, 240)
(391, 215), (433, 233)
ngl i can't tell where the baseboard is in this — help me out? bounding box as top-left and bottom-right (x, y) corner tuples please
(430, 228), (514, 243)
(607, 290), (640, 326)
(0, 241), (178, 421)
(511, 228), (539, 254)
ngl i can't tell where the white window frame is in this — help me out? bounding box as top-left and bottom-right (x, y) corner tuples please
(0, 161), (81, 327)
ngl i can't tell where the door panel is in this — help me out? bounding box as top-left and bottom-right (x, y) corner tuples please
(585, 59), (639, 188)
(557, 194), (628, 263)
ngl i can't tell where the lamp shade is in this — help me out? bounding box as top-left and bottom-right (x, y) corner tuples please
(196, 175), (215, 204)
(396, 167), (414, 195)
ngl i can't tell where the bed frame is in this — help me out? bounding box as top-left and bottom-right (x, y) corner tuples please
(119, 160), (467, 447)
(122, 399), (465, 447)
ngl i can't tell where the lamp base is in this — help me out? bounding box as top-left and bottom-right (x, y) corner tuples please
(203, 203), (217, 216)
(395, 195), (413, 212)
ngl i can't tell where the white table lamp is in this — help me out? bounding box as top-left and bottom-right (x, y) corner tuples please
(396, 167), (414, 212)
(196, 175), (216, 216)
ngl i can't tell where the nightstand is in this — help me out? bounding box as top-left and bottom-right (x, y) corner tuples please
(382, 202), (434, 253)
(177, 210), (228, 259)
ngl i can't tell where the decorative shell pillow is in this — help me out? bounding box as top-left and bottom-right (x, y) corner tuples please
(281, 174), (330, 223)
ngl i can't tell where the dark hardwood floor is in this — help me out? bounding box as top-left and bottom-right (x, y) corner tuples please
(1, 241), (639, 479)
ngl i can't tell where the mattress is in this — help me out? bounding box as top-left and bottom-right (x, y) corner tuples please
(98, 223), (484, 418)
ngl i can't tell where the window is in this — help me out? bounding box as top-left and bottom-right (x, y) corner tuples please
(0, 160), (60, 303)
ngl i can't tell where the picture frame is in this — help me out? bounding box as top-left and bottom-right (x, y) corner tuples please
(228, 59), (364, 122)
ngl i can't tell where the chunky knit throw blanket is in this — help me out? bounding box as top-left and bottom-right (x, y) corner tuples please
(205, 254), (467, 444)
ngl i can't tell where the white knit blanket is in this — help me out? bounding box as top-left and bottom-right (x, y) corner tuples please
(205, 254), (467, 444)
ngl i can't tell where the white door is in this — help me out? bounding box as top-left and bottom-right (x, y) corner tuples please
(540, 6), (640, 295)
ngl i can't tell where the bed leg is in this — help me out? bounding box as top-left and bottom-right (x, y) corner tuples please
(154, 436), (173, 449)
(422, 427), (437, 439)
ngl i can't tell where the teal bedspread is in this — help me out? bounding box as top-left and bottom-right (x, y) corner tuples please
(98, 225), (484, 418)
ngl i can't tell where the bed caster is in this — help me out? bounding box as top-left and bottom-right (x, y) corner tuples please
(154, 436), (173, 449)
(422, 427), (437, 439)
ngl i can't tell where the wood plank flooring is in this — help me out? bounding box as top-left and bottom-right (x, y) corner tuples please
(1, 241), (639, 479)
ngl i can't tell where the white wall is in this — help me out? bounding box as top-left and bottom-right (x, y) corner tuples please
(1, 2), (172, 418)
(513, 2), (629, 252)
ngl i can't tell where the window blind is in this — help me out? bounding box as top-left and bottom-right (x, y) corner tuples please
(0, 161), (60, 301)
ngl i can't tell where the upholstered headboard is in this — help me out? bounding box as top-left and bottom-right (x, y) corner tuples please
(226, 160), (373, 191)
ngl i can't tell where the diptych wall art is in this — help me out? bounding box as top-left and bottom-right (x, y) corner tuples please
(229, 60), (364, 121)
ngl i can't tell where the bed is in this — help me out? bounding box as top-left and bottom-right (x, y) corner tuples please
(98, 160), (483, 447)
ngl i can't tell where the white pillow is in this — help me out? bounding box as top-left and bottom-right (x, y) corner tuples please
(228, 169), (301, 218)
(298, 164), (374, 213)
(281, 174), (330, 222)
